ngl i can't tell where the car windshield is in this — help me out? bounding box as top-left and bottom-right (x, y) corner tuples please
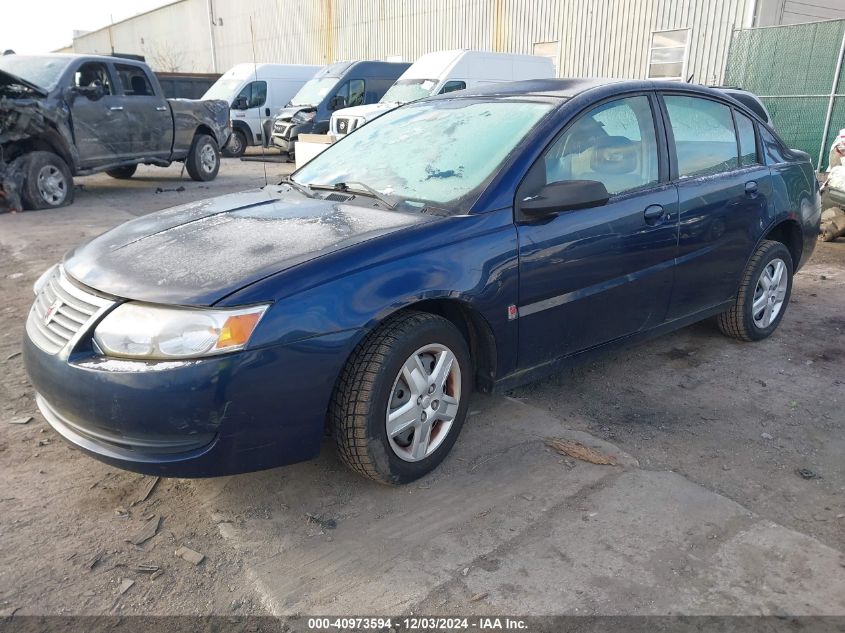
(289, 77), (338, 107)
(0, 55), (71, 91)
(380, 78), (438, 104)
(202, 77), (246, 102)
(293, 98), (554, 210)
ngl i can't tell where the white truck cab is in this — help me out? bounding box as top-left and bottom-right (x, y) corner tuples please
(203, 63), (320, 157)
(330, 50), (555, 137)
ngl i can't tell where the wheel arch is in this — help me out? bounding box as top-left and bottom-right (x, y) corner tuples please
(3, 131), (75, 173)
(193, 124), (218, 145)
(762, 218), (803, 270)
(339, 298), (499, 395)
(230, 120), (254, 146)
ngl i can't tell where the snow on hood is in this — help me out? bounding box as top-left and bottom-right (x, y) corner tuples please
(63, 185), (428, 305)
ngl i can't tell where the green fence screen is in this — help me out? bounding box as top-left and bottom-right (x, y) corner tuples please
(725, 19), (845, 170)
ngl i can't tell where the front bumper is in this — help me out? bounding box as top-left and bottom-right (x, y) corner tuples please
(23, 327), (356, 478)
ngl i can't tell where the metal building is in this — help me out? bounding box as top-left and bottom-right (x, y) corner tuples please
(66, 0), (845, 86)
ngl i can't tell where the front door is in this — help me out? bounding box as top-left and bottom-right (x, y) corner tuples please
(113, 63), (173, 159)
(517, 94), (679, 369)
(231, 80), (267, 143)
(67, 61), (128, 167)
(660, 95), (771, 319)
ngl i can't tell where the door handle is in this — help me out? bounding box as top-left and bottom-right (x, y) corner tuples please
(109, 106), (124, 111)
(745, 181), (758, 196)
(155, 106), (167, 111)
(265, 107), (271, 117)
(643, 204), (666, 224)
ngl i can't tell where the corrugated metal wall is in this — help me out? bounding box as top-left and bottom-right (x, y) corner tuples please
(71, 0), (753, 84)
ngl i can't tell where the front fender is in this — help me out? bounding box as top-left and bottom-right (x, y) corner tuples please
(223, 208), (520, 377)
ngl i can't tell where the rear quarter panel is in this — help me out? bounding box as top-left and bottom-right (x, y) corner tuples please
(168, 98), (231, 156)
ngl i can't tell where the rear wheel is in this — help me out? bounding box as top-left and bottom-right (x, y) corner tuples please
(185, 134), (220, 181)
(331, 312), (472, 485)
(105, 165), (138, 179)
(221, 129), (247, 158)
(717, 240), (793, 341)
(21, 151), (73, 210)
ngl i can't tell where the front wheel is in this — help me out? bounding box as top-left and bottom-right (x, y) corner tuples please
(21, 151), (74, 210)
(221, 129), (247, 158)
(717, 240), (793, 341)
(185, 134), (220, 181)
(331, 312), (472, 485)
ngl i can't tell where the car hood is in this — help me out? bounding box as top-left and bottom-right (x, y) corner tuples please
(0, 68), (48, 97)
(63, 185), (429, 306)
(275, 105), (313, 121)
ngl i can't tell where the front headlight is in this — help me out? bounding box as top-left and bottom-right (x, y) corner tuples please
(292, 110), (316, 123)
(93, 303), (269, 360)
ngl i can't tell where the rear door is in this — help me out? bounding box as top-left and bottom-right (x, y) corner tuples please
(517, 93), (679, 368)
(67, 60), (128, 166)
(659, 93), (771, 319)
(113, 63), (173, 159)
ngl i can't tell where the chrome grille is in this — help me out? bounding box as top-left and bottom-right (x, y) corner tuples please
(26, 267), (114, 355)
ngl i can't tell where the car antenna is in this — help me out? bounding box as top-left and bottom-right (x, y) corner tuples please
(250, 15), (268, 187)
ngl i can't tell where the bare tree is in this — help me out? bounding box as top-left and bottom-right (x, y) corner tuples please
(146, 41), (187, 72)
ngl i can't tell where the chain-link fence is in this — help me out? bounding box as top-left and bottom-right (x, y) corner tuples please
(725, 19), (845, 170)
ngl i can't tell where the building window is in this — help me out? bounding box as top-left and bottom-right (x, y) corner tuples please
(533, 41), (559, 74)
(647, 29), (690, 80)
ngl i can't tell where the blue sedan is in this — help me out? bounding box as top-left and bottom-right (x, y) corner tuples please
(23, 79), (820, 484)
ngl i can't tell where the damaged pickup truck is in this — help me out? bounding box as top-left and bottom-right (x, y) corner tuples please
(0, 54), (231, 211)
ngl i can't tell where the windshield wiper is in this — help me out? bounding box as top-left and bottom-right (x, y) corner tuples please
(281, 177), (315, 198)
(308, 181), (397, 209)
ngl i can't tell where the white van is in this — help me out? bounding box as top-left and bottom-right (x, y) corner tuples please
(203, 63), (320, 157)
(329, 50), (555, 137)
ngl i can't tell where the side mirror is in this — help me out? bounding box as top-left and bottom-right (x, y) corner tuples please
(520, 180), (610, 218)
(232, 96), (248, 110)
(329, 95), (347, 111)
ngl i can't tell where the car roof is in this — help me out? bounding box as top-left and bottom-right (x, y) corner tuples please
(448, 77), (755, 103)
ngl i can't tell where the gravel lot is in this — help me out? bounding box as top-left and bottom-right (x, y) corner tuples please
(0, 156), (843, 617)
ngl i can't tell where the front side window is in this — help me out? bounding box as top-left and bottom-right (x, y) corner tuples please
(524, 95), (659, 198)
(439, 81), (466, 94)
(293, 99), (554, 209)
(235, 81), (267, 108)
(347, 79), (365, 107)
(74, 62), (113, 95)
(735, 111), (759, 167)
(115, 64), (153, 97)
(664, 95), (738, 178)
(648, 29), (690, 80)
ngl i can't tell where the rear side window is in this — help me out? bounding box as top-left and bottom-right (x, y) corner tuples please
(760, 126), (788, 165)
(115, 64), (154, 97)
(664, 95), (738, 178)
(734, 111), (758, 167)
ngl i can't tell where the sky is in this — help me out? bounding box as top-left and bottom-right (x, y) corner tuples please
(1, 0), (176, 54)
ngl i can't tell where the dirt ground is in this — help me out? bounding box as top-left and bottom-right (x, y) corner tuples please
(0, 156), (842, 617)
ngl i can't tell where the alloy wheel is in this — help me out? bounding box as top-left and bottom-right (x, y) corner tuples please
(36, 165), (66, 205)
(386, 343), (462, 462)
(752, 258), (787, 329)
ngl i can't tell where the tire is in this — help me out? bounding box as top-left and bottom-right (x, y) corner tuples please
(185, 134), (220, 182)
(21, 151), (74, 210)
(331, 311), (472, 485)
(717, 240), (794, 342)
(105, 165), (138, 179)
(221, 129), (247, 158)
